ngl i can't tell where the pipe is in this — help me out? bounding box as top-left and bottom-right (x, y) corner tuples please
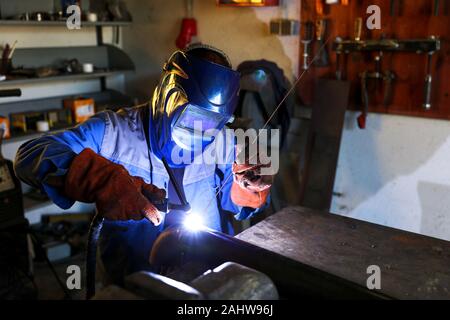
(85, 212), (104, 300)
(150, 227), (392, 300)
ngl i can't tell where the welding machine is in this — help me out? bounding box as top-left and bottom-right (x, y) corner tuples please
(0, 89), (33, 298)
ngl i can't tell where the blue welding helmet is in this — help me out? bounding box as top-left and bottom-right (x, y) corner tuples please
(149, 45), (240, 167)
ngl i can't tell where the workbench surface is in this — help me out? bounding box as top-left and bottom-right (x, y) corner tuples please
(236, 207), (450, 300)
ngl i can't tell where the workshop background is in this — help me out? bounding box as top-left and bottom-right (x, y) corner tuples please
(2, 0), (449, 239)
(0, 0), (449, 300)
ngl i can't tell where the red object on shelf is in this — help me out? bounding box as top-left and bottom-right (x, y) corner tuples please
(357, 113), (366, 129)
(176, 18), (198, 49)
(217, 0), (279, 7)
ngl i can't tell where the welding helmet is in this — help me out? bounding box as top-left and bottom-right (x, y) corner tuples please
(149, 44), (240, 167)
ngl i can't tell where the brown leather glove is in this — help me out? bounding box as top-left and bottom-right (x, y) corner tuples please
(231, 162), (274, 209)
(64, 148), (166, 225)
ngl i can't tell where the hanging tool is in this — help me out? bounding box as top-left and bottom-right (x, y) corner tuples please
(354, 17), (362, 42)
(269, 0), (300, 36)
(358, 55), (396, 129)
(434, 0), (440, 16)
(301, 21), (314, 70)
(313, 19), (329, 67)
(423, 36), (439, 110)
(433, 0), (449, 16)
(335, 37), (343, 80)
(315, 0), (325, 16)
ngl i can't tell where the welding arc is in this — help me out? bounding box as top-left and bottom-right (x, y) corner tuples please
(202, 34), (334, 213)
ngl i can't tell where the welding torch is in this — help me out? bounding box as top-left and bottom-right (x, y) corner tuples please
(85, 156), (193, 299)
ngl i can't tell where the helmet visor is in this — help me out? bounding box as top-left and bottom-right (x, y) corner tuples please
(172, 103), (232, 151)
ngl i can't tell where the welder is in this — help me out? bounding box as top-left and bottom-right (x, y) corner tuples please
(14, 44), (274, 285)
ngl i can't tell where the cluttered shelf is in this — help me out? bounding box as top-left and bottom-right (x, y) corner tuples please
(1, 44), (135, 89)
(0, 89), (134, 144)
(0, 69), (131, 87)
(298, 0), (450, 122)
(0, 20), (131, 27)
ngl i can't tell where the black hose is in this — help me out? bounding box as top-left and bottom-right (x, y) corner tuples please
(85, 211), (104, 300)
(0, 88), (21, 98)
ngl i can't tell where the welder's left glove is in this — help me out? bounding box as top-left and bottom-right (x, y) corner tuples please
(231, 143), (275, 209)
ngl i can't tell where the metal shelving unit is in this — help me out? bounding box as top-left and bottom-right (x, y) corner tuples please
(0, 14), (134, 217)
(0, 19), (131, 27)
(2, 44), (135, 88)
(0, 70), (129, 87)
(1, 89), (133, 144)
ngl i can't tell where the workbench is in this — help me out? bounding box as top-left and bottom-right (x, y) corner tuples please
(236, 207), (450, 300)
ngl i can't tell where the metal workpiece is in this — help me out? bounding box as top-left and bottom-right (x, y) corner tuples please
(149, 226), (389, 300)
(190, 262), (279, 300)
(92, 285), (144, 300)
(124, 271), (204, 300)
(95, 262), (277, 300)
(313, 19), (330, 67)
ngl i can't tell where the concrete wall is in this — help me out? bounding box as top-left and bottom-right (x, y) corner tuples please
(331, 112), (450, 241)
(122, 0), (300, 101)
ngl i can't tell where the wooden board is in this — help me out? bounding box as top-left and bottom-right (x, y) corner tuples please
(298, 0), (450, 120)
(299, 79), (350, 211)
(236, 206), (450, 299)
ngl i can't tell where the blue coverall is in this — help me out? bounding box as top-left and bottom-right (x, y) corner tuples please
(14, 105), (261, 283)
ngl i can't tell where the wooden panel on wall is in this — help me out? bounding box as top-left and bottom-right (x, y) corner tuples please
(298, 0), (450, 120)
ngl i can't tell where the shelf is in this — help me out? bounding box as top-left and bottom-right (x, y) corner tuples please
(0, 70), (131, 87)
(0, 20), (131, 27)
(1, 44), (135, 86)
(0, 89), (134, 144)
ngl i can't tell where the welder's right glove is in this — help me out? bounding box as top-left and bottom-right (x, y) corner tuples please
(231, 142), (274, 209)
(64, 148), (166, 225)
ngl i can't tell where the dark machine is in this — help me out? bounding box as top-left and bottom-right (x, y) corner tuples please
(0, 88), (34, 299)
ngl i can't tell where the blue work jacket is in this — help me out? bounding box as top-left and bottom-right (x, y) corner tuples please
(14, 104), (261, 281)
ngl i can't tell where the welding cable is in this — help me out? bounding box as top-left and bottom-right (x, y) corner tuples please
(85, 211), (104, 300)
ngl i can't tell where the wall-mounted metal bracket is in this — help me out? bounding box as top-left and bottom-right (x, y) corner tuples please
(332, 38), (440, 54)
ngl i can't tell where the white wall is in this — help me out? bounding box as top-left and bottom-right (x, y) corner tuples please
(0, 24), (124, 221)
(122, 0), (300, 101)
(331, 112), (450, 241)
(1, 25), (124, 157)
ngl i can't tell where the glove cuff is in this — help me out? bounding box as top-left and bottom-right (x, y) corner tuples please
(231, 181), (270, 209)
(64, 148), (125, 203)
